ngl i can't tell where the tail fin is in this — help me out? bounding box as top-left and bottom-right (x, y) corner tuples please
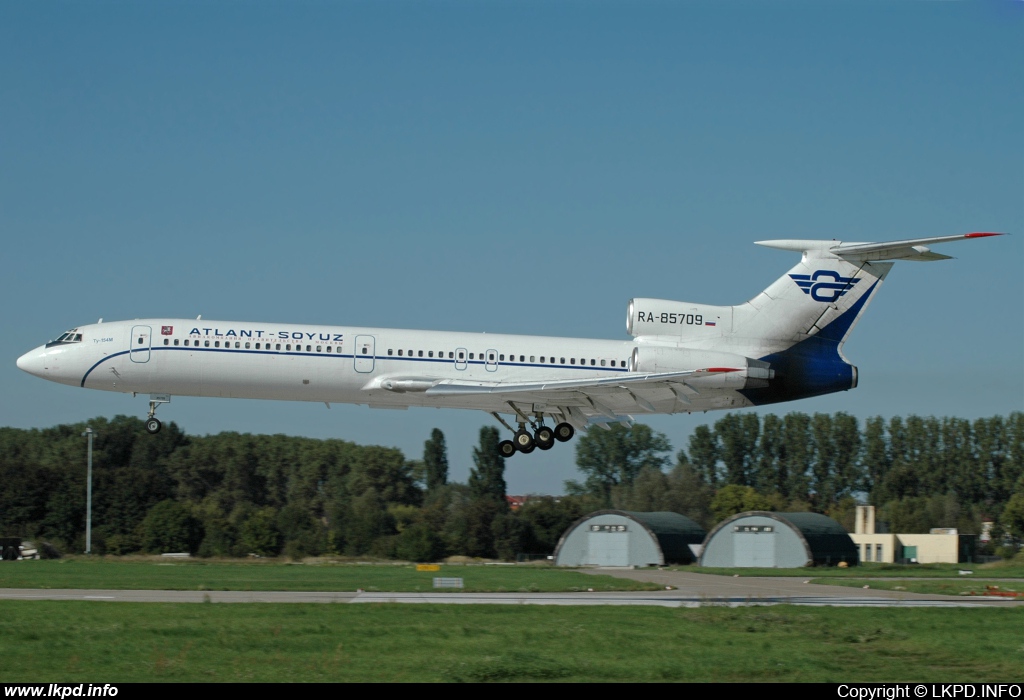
(736, 233), (1002, 404)
(627, 232), (1002, 405)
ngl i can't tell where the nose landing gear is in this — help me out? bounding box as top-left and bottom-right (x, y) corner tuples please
(144, 394), (171, 435)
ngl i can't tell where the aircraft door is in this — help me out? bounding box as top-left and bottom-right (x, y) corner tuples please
(485, 349), (498, 372)
(354, 335), (375, 373)
(129, 325), (152, 363)
(455, 347), (468, 371)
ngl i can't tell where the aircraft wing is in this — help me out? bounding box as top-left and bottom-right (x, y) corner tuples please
(423, 367), (735, 397)
(369, 367), (742, 426)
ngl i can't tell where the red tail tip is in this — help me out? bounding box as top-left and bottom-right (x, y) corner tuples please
(965, 232), (1004, 238)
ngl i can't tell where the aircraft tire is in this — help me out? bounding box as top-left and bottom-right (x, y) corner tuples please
(535, 426), (555, 449)
(145, 418), (162, 435)
(513, 429), (534, 452)
(498, 440), (516, 458)
(553, 422), (575, 442)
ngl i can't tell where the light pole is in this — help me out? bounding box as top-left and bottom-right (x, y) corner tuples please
(81, 427), (95, 554)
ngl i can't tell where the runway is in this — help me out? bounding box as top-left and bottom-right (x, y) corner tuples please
(0, 569), (1019, 608)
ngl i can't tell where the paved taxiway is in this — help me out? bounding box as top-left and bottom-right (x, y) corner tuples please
(0, 570), (1019, 608)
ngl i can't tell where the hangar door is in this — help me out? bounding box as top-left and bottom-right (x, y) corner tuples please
(588, 528), (629, 566)
(733, 525), (776, 567)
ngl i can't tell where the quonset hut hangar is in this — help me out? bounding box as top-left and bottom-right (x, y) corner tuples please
(699, 511), (858, 568)
(553, 510), (707, 567)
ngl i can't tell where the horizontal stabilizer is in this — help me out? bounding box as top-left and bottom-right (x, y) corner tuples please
(757, 232), (1003, 262)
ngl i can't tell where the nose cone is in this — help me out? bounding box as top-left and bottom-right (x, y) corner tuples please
(16, 348), (47, 377)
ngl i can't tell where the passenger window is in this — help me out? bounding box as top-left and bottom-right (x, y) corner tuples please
(275, 343), (281, 351)
(306, 345), (311, 352)
(540, 356), (545, 363)
(244, 342), (250, 349)
(489, 353), (495, 361)
(137, 337), (144, 345)
(163, 339), (169, 345)
(448, 351), (454, 359)
(570, 358), (575, 364)
(327, 347), (332, 353)
(235, 342), (240, 348)
(428, 351), (434, 358)
(499, 354), (504, 361)
(174, 339), (179, 346)
(398, 349), (403, 356)
(205, 340), (210, 347)
(418, 350), (423, 357)
(458, 352), (464, 359)
(529, 356), (534, 362)
(560, 357), (565, 364)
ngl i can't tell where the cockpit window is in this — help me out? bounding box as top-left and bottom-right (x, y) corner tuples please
(45, 329), (83, 348)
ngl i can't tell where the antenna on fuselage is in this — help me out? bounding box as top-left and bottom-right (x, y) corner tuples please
(197, 315), (202, 320)
(97, 318), (103, 324)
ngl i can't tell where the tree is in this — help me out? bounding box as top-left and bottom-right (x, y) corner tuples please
(710, 485), (771, 523)
(423, 428), (449, 493)
(139, 500), (203, 554)
(715, 413), (760, 486)
(687, 425), (720, 487)
(570, 423), (671, 504)
(468, 427), (507, 504)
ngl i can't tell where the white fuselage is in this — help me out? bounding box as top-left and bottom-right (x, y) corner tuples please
(17, 319), (660, 409)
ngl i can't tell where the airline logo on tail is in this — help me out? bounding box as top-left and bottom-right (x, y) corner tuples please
(789, 270), (860, 303)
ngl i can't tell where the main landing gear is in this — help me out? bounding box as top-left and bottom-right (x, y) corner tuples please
(144, 394), (171, 434)
(495, 412), (575, 457)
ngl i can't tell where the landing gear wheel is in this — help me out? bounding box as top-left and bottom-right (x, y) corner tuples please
(553, 422), (575, 442)
(535, 426), (555, 450)
(513, 429), (535, 452)
(498, 440), (516, 458)
(145, 418), (162, 435)
(520, 443), (536, 454)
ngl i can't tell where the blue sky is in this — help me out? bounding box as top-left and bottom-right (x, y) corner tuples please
(2, 1), (1021, 494)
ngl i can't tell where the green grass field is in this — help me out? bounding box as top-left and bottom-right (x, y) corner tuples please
(0, 558), (660, 592)
(811, 578), (1024, 597)
(1, 602), (1022, 682)
(687, 562), (1024, 578)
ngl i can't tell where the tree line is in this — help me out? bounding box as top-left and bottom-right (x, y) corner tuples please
(0, 411), (1021, 560)
(571, 412), (1024, 554)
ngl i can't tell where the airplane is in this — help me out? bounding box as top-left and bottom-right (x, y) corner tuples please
(16, 233), (1001, 458)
